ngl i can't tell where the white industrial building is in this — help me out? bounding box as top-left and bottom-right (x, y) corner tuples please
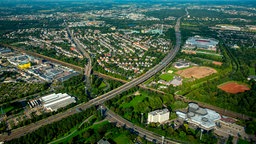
(176, 103), (221, 131)
(147, 108), (170, 124)
(40, 93), (76, 111)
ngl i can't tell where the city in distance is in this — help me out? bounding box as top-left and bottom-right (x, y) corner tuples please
(0, 0), (255, 144)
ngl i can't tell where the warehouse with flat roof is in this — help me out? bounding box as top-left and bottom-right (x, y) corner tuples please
(40, 93), (76, 111)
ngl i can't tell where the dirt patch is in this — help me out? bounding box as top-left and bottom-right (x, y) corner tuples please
(218, 82), (250, 94)
(134, 91), (140, 96)
(176, 66), (217, 79)
(213, 61), (223, 66)
(181, 50), (196, 54)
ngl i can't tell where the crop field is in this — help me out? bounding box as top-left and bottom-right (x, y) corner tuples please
(218, 82), (250, 94)
(176, 66), (217, 79)
(98, 82), (107, 89)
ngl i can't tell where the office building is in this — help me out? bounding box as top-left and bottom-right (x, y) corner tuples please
(148, 108), (170, 124)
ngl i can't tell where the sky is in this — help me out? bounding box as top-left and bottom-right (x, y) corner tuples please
(0, 0), (254, 1)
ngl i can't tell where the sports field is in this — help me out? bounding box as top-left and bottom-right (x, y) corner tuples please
(218, 82), (250, 94)
(159, 73), (175, 81)
(176, 66), (217, 79)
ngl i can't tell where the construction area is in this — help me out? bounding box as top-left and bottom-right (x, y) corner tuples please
(176, 66), (217, 79)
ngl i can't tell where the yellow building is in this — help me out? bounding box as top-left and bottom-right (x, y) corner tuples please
(18, 62), (31, 69)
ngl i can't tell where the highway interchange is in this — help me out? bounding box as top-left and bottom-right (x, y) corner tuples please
(0, 12), (184, 143)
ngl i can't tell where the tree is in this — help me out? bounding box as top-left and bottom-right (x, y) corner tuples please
(245, 120), (256, 135)
(167, 127), (175, 135)
(179, 131), (186, 139)
(226, 135), (233, 144)
(0, 121), (6, 134)
(83, 131), (91, 138)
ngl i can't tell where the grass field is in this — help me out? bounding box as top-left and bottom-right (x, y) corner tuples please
(91, 121), (109, 129)
(114, 134), (133, 144)
(120, 91), (150, 112)
(3, 106), (14, 113)
(167, 67), (179, 71)
(249, 67), (255, 75)
(143, 77), (154, 85)
(121, 95), (146, 109)
(98, 82), (107, 89)
(190, 76), (219, 89)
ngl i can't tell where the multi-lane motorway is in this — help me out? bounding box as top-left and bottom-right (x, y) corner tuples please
(0, 14), (183, 142)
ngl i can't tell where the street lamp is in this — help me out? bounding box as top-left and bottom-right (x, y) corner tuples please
(100, 105), (103, 116)
(141, 113), (144, 124)
(200, 129), (204, 140)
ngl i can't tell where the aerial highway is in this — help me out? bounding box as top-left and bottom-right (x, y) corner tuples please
(0, 13), (183, 142)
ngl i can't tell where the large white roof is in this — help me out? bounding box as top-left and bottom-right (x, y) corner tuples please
(40, 93), (76, 111)
(189, 109), (221, 129)
(149, 108), (169, 116)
